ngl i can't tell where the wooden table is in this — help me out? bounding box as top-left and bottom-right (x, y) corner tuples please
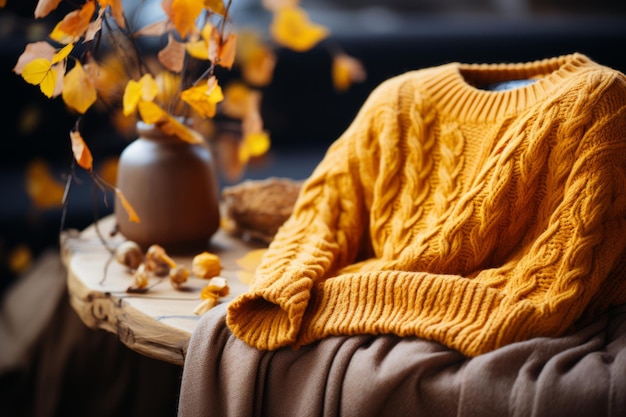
(60, 215), (266, 366)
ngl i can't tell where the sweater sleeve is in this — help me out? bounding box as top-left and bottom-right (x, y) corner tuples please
(226, 77), (405, 350)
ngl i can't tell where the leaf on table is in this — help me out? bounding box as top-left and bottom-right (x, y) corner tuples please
(235, 248), (267, 284)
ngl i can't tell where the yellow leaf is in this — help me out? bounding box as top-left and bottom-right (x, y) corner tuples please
(222, 82), (251, 119)
(155, 71), (183, 111)
(139, 73), (159, 100)
(25, 159), (65, 209)
(21, 58), (56, 98)
(180, 77), (224, 119)
(123, 74), (158, 116)
(243, 131), (271, 157)
(236, 30), (276, 87)
(235, 248), (267, 284)
(186, 39), (209, 60)
(62, 61), (97, 113)
(203, 0), (225, 15)
(270, 6), (329, 52)
(236, 248), (267, 271)
(115, 189), (140, 223)
(13, 41), (56, 75)
(332, 53), (367, 92)
(158, 115), (205, 144)
(53, 43), (74, 64)
(170, 0), (204, 39)
(240, 45), (276, 87)
(137, 100), (168, 124)
(185, 22), (212, 60)
(69, 130), (94, 171)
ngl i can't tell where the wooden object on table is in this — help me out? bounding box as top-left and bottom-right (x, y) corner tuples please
(221, 177), (302, 243)
(60, 215), (266, 366)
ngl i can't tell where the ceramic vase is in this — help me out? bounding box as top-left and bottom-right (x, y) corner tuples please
(114, 121), (220, 254)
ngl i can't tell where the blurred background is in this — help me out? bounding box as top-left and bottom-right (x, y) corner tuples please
(0, 0), (625, 294)
(1, 1), (625, 415)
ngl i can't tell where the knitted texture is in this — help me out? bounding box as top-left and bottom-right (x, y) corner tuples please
(227, 53), (626, 357)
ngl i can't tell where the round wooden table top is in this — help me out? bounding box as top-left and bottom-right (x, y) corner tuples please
(60, 215), (266, 366)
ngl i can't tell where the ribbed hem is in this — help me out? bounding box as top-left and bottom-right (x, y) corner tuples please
(420, 53), (593, 122)
(296, 270), (539, 357)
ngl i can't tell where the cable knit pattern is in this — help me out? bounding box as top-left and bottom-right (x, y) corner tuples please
(227, 53), (626, 357)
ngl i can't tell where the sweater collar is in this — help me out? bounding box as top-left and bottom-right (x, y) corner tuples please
(421, 53), (593, 122)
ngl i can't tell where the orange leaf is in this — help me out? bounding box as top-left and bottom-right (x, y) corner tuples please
(98, 0), (125, 29)
(238, 38), (276, 87)
(170, 0), (204, 39)
(222, 82), (251, 119)
(25, 159), (65, 209)
(8, 244), (33, 276)
(116, 189), (140, 223)
(158, 34), (186, 73)
(62, 61), (98, 113)
(34, 0), (63, 18)
(98, 156), (119, 185)
(208, 28), (236, 69)
(69, 130), (94, 171)
(50, 0), (95, 44)
(332, 53), (367, 92)
(270, 6), (329, 52)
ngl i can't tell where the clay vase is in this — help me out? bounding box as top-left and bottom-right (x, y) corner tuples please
(114, 121), (220, 254)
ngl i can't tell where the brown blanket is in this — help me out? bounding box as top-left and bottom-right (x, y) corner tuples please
(178, 303), (626, 417)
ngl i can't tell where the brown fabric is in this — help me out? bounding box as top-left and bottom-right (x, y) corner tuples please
(179, 303), (626, 417)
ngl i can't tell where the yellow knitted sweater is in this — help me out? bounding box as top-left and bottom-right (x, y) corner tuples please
(227, 53), (626, 357)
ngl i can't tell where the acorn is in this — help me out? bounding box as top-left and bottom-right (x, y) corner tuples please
(115, 240), (144, 270)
